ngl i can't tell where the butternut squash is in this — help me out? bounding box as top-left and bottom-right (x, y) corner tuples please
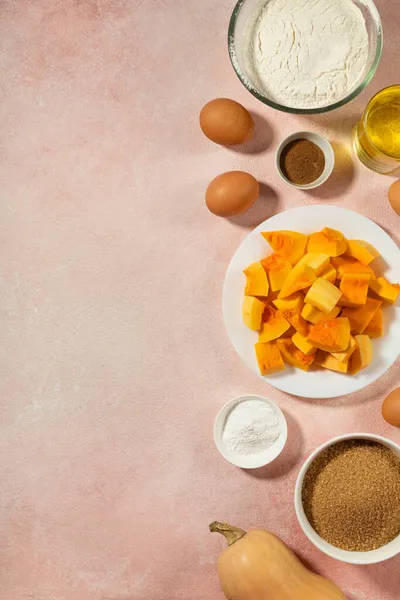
(262, 230), (307, 265)
(210, 521), (346, 600)
(307, 317), (350, 353)
(307, 227), (347, 257)
(255, 342), (285, 376)
(261, 253), (292, 292)
(278, 338), (315, 370)
(244, 262), (270, 297)
(258, 305), (291, 342)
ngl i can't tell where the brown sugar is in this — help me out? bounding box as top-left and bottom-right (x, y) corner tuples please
(280, 138), (325, 185)
(302, 440), (400, 551)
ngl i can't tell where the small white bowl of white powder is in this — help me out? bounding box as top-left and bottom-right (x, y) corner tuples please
(214, 394), (287, 468)
(228, 0), (382, 113)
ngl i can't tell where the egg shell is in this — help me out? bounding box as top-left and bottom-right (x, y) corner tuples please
(388, 180), (400, 216)
(382, 387), (400, 427)
(206, 171), (259, 217)
(200, 98), (254, 146)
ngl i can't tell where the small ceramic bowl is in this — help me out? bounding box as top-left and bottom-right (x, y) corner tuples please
(275, 131), (335, 190)
(214, 394), (287, 469)
(294, 433), (400, 564)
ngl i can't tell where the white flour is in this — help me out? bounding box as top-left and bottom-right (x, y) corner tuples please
(222, 399), (281, 456)
(244, 0), (369, 109)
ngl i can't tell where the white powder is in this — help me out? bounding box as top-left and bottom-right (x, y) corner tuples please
(244, 0), (369, 109)
(222, 399), (281, 456)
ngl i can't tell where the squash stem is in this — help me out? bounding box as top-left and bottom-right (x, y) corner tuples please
(209, 521), (246, 546)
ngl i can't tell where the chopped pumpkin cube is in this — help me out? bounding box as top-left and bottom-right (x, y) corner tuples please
(258, 305), (291, 342)
(255, 342), (285, 376)
(320, 263), (337, 283)
(296, 253), (331, 276)
(261, 230), (307, 265)
(307, 228), (347, 257)
(281, 309), (308, 337)
(349, 335), (373, 375)
(292, 332), (316, 355)
(242, 296), (265, 331)
(369, 277), (400, 304)
(314, 351), (349, 374)
(346, 240), (379, 266)
(277, 339), (315, 371)
(331, 336), (358, 362)
(273, 293), (308, 336)
(261, 253), (292, 292)
(273, 292), (303, 313)
(301, 304), (341, 324)
(339, 273), (370, 307)
(341, 298), (382, 334)
(307, 317), (351, 353)
(331, 256), (376, 280)
(278, 264), (317, 299)
(304, 278), (342, 314)
(243, 262), (270, 297)
(363, 307), (383, 338)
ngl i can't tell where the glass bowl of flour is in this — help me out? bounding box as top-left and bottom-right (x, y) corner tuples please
(228, 0), (382, 114)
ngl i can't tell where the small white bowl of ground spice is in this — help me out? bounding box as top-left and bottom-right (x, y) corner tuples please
(276, 132), (335, 189)
(214, 394), (287, 469)
(295, 433), (400, 564)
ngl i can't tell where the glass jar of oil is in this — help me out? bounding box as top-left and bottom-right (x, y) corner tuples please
(353, 85), (400, 175)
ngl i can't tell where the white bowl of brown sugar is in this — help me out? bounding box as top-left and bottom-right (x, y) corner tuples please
(294, 433), (400, 564)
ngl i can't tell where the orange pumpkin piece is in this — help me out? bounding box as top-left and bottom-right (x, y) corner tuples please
(301, 304), (341, 325)
(363, 307), (383, 338)
(346, 240), (379, 265)
(341, 297), (382, 334)
(243, 262), (270, 297)
(242, 296), (265, 330)
(314, 351), (349, 374)
(255, 342), (285, 376)
(273, 292), (303, 313)
(369, 277), (400, 304)
(278, 264), (317, 299)
(277, 339), (315, 371)
(273, 293), (308, 336)
(339, 273), (370, 307)
(349, 335), (373, 375)
(292, 332), (316, 355)
(307, 228), (347, 257)
(304, 278), (342, 314)
(261, 253), (292, 292)
(296, 252), (330, 276)
(261, 230), (307, 265)
(320, 263), (337, 283)
(331, 256), (376, 280)
(331, 336), (358, 362)
(258, 304), (291, 342)
(307, 317), (351, 353)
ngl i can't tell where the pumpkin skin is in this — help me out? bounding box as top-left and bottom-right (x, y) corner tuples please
(211, 523), (346, 600)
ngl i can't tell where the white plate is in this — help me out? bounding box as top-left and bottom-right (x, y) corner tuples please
(223, 205), (400, 398)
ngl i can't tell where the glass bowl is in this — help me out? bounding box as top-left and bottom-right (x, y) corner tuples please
(228, 0), (383, 115)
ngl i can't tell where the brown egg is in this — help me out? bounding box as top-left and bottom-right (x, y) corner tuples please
(382, 387), (400, 427)
(200, 98), (254, 146)
(206, 171), (259, 217)
(388, 180), (400, 215)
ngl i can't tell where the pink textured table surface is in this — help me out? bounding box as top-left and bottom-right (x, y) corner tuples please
(1, 1), (400, 599)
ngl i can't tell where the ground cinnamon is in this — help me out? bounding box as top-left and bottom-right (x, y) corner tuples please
(280, 138), (325, 185)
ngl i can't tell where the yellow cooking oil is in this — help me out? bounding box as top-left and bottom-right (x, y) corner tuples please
(353, 85), (400, 174)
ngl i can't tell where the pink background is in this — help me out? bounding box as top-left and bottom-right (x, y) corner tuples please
(1, 1), (399, 599)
